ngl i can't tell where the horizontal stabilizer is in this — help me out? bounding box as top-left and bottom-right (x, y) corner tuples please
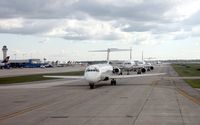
(89, 48), (130, 52)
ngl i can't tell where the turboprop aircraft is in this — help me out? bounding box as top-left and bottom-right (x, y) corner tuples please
(44, 48), (165, 89)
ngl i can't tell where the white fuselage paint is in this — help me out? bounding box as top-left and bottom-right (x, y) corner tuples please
(122, 60), (136, 70)
(84, 64), (113, 84)
(136, 61), (146, 67)
(137, 61), (153, 69)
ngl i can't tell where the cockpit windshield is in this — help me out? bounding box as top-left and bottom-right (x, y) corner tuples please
(86, 68), (99, 72)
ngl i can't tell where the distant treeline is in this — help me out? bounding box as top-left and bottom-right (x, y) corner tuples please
(163, 59), (200, 64)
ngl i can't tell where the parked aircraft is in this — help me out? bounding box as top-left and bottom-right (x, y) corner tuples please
(0, 56), (10, 69)
(44, 48), (165, 89)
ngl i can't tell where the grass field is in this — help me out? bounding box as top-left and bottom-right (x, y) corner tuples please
(0, 71), (84, 84)
(172, 64), (200, 88)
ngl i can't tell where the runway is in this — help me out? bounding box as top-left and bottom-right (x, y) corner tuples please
(0, 65), (199, 125)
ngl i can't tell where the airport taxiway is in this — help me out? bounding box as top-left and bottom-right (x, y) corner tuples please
(0, 65), (85, 78)
(0, 65), (199, 125)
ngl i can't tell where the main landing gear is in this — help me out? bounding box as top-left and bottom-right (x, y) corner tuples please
(89, 79), (117, 89)
(89, 83), (95, 89)
(137, 69), (142, 74)
(111, 79), (116, 86)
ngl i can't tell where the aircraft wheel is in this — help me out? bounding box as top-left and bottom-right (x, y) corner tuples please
(89, 83), (95, 89)
(111, 79), (116, 86)
(111, 80), (114, 85)
(113, 80), (116, 85)
(141, 68), (146, 73)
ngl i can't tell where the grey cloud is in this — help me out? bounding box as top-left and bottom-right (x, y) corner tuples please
(0, 0), (77, 19)
(123, 25), (154, 32)
(0, 0), (199, 42)
(63, 35), (89, 41)
(151, 24), (181, 34)
(62, 27), (122, 41)
(74, 0), (173, 22)
(192, 32), (200, 37)
(0, 0), (173, 22)
(116, 19), (180, 34)
(184, 10), (200, 26)
(119, 21), (155, 32)
(173, 34), (190, 40)
(0, 19), (57, 34)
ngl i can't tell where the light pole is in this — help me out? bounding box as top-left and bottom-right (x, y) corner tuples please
(14, 54), (17, 60)
(23, 54), (26, 59)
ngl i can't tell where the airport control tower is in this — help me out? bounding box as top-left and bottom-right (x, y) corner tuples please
(2, 45), (8, 60)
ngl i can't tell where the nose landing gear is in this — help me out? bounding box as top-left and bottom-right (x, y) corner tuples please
(89, 83), (95, 89)
(111, 79), (116, 86)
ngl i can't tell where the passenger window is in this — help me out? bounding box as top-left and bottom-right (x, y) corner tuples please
(86, 68), (99, 72)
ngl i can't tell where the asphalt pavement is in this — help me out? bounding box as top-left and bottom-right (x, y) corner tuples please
(0, 65), (85, 78)
(0, 65), (199, 125)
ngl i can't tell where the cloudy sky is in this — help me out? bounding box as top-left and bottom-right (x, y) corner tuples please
(0, 0), (200, 61)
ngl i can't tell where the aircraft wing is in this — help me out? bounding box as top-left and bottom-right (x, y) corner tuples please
(43, 75), (85, 79)
(109, 73), (166, 79)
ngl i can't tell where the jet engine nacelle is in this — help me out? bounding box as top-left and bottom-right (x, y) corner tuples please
(141, 68), (146, 73)
(150, 66), (154, 70)
(113, 67), (122, 75)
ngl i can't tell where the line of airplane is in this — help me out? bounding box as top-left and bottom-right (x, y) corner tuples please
(119, 49), (154, 75)
(44, 48), (165, 89)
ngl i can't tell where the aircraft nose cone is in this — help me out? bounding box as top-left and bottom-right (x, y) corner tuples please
(84, 73), (100, 83)
(86, 78), (98, 83)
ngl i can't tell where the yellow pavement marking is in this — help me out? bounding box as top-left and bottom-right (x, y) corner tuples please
(151, 80), (159, 86)
(0, 102), (51, 121)
(155, 78), (200, 105)
(176, 88), (200, 105)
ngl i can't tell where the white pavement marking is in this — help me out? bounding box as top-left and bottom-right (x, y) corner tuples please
(0, 66), (85, 78)
(0, 80), (81, 89)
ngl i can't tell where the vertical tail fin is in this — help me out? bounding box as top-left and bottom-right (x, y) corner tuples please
(89, 48), (130, 64)
(130, 47), (132, 60)
(142, 51), (144, 61)
(106, 48), (110, 64)
(2, 56), (10, 63)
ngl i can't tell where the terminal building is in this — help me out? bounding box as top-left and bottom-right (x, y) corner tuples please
(9, 59), (43, 68)
(1, 46), (45, 68)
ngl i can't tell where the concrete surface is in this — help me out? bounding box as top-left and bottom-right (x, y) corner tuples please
(0, 65), (199, 125)
(0, 65), (85, 78)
